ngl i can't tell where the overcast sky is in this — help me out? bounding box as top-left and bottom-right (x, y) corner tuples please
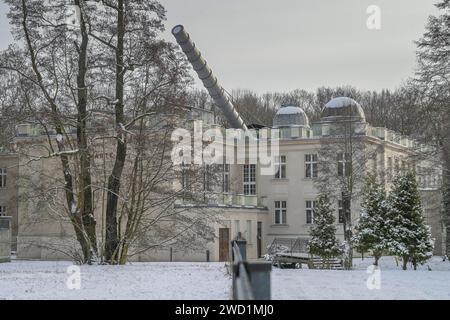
(0, 0), (439, 93)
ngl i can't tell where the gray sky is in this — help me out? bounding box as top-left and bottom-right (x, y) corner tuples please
(0, 0), (439, 93)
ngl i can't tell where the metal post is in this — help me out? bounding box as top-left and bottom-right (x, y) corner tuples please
(170, 247), (173, 262)
(206, 250), (210, 262)
(233, 232), (247, 261)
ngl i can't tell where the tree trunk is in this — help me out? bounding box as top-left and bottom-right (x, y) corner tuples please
(343, 193), (353, 270)
(75, 0), (97, 261)
(105, 0), (126, 263)
(19, 0), (93, 263)
(374, 254), (380, 266)
(442, 141), (450, 260)
(402, 256), (409, 270)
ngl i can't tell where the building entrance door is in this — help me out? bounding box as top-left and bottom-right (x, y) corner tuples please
(219, 228), (230, 261)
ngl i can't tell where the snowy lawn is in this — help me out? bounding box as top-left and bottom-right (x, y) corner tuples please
(1, 257), (449, 300)
(271, 256), (450, 300)
(0, 261), (231, 300)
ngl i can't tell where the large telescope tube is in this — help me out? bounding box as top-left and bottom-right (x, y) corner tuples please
(172, 25), (248, 130)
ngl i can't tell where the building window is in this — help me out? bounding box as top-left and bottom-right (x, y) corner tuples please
(234, 220), (240, 238)
(401, 160), (406, 173)
(243, 164), (256, 195)
(337, 153), (351, 177)
(222, 164), (230, 193)
(338, 200), (344, 223)
(274, 155), (287, 179)
(274, 201), (287, 224)
(306, 200), (317, 224)
(203, 165), (211, 192)
(0, 168), (6, 188)
(417, 166), (424, 186)
(305, 154), (318, 178)
(0, 206), (6, 217)
(394, 158), (399, 174)
(372, 154), (378, 176)
(387, 157), (393, 180)
(181, 163), (189, 190)
(246, 220), (252, 243)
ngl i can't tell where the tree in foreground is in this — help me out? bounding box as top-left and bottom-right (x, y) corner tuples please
(387, 172), (434, 270)
(415, 0), (450, 260)
(353, 174), (389, 266)
(308, 194), (342, 268)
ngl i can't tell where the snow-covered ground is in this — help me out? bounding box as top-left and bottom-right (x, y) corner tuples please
(272, 256), (450, 300)
(1, 257), (449, 300)
(0, 261), (231, 300)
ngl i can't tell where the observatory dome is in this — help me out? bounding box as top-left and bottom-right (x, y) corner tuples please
(321, 97), (366, 122)
(273, 106), (310, 128)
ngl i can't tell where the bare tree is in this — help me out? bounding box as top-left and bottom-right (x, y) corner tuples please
(315, 116), (378, 269)
(0, 0), (198, 264)
(1, 0), (99, 262)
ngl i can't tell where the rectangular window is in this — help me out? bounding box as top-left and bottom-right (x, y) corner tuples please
(243, 164), (256, 195)
(181, 163), (189, 190)
(274, 201), (287, 224)
(338, 200), (344, 223)
(417, 166), (424, 186)
(222, 164), (230, 193)
(337, 153), (351, 177)
(305, 154), (318, 178)
(246, 220), (252, 243)
(394, 158), (399, 173)
(0, 168), (6, 188)
(234, 220), (240, 238)
(387, 157), (393, 179)
(203, 165), (211, 192)
(306, 200), (317, 224)
(274, 155), (287, 179)
(0, 206), (6, 217)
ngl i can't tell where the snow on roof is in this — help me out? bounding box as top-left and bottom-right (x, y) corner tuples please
(325, 97), (361, 109)
(276, 106), (305, 115)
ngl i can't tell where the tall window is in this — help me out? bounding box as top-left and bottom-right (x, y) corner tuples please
(181, 163), (189, 190)
(274, 201), (287, 224)
(243, 164), (256, 195)
(305, 154), (318, 178)
(401, 160), (406, 172)
(203, 165), (211, 192)
(0, 206), (6, 217)
(394, 158), (399, 174)
(246, 220), (252, 243)
(306, 200), (317, 224)
(274, 155), (287, 179)
(338, 200), (344, 223)
(222, 164), (230, 193)
(0, 168), (6, 188)
(337, 153), (351, 177)
(234, 220), (240, 238)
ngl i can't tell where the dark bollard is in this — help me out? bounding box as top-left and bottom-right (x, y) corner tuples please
(232, 232), (247, 261)
(170, 247), (173, 262)
(247, 262), (272, 300)
(206, 250), (210, 262)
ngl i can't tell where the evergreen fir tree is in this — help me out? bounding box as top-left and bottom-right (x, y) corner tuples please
(387, 172), (434, 270)
(308, 194), (342, 268)
(353, 174), (389, 266)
